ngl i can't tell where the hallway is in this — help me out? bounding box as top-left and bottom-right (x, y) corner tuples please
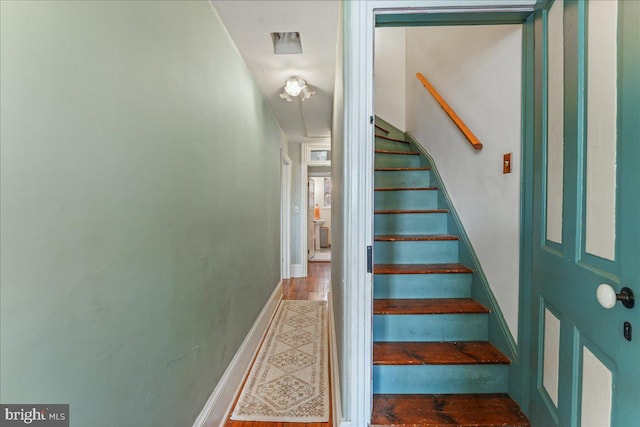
(224, 262), (332, 427)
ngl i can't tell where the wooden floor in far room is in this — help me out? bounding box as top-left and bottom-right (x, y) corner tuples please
(223, 261), (332, 427)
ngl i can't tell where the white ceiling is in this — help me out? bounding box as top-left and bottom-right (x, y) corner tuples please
(212, 0), (340, 144)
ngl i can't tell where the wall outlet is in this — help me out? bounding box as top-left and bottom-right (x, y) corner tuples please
(503, 153), (512, 174)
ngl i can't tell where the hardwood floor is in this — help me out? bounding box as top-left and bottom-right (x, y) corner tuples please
(283, 262), (331, 301)
(223, 262), (332, 427)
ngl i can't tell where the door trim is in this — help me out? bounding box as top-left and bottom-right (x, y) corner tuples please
(281, 150), (292, 280)
(517, 9), (536, 413)
(343, 2), (374, 424)
(299, 144), (307, 277)
(300, 142), (332, 274)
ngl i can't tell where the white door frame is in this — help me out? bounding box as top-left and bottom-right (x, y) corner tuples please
(281, 150), (292, 280)
(343, 3), (374, 424)
(298, 142), (331, 277)
(343, 1), (536, 425)
(299, 145), (309, 278)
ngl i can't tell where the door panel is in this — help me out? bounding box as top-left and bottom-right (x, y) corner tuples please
(584, 0), (618, 261)
(581, 345), (613, 427)
(530, 1), (640, 426)
(542, 306), (561, 407)
(545, 0), (564, 245)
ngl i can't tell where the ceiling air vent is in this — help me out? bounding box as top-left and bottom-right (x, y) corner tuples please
(271, 32), (303, 54)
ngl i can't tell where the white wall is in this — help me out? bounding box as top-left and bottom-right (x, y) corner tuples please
(374, 28), (406, 131)
(405, 24), (523, 341)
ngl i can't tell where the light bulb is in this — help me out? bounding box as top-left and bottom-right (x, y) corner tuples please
(284, 78), (306, 96)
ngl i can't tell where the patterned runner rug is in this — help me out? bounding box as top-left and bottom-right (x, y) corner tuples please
(231, 300), (329, 422)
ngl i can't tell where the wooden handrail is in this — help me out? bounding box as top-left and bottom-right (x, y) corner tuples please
(416, 72), (483, 151)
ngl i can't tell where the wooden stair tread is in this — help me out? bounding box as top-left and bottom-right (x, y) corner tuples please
(373, 342), (510, 365)
(375, 187), (438, 191)
(375, 149), (420, 155)
(374, 298), (489, 315)
(375, 124), (390, 134)
(374, 264), (472, 274)
(376, 134), (410, 144)
(371, 394), (529, 427)
(375, 209), (448, 214)
(375, 234), (459, 241)
(375, 167), (431, 171)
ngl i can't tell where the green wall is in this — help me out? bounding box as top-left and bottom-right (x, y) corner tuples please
(0, 1), (285, 425)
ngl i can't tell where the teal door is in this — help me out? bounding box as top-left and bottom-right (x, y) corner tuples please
(529, 0), (639, 426)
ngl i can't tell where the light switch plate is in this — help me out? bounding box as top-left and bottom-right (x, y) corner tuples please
(503, 153), (512, 174)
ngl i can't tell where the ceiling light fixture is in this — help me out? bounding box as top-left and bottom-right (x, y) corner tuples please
(279, 77), (316, 102)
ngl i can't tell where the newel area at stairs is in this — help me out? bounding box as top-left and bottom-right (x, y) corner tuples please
(370, 117), (529, 427)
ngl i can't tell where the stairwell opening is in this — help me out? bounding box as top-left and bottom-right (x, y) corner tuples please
(369, 16), (529, 426)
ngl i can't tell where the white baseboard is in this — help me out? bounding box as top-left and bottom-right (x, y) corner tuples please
(291, 263), (304, 277)
(192, 281), (283, 427)
(328, 292), (345, 427)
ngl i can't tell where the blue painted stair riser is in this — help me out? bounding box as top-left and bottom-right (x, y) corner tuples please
(374, 240), (459, 264)
(374, 212), (448, 235)
(374, 189), (438, 210)
(375, 153), (421, 168)
(373, 364), (509, 394)
(374, 274), (472, 299)
(374, 138), (413, 152)
(373, 313), (488, 342)
(375, 170), (431, 188)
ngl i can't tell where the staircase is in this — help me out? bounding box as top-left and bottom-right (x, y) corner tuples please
(371, 118), (529, 427)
